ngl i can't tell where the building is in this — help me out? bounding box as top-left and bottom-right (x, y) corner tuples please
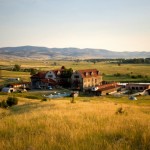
(71, 69), (102, 91)
(8, 82), (31, 90)
(30, 66), (71, 89)
(145, 89), (150, 95)
(126, 83), (150, 91)
(2, 87), (15, 93)
(91, 82), (120, 95)
(31, 71), (57, 89)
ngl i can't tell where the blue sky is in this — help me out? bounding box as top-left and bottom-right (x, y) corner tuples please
(0, 0), (150, 51)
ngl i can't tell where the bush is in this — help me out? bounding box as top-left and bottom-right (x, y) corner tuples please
(70, 96), (76, 103)
(6, 97), (18, 106)
(41, 98), (48, 101)
(13, 64), (21, 71)
(131, 75), (137, 79)
(126, 74), (130, 77)
(137, 75), (143, 78)
(145, 75), (148, 78)
(114, 73), (121, 77)
(0, 100), (8, 108)
(116, 107), (125, 114)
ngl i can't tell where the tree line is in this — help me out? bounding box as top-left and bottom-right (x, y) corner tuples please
(85, 58), (150, 64)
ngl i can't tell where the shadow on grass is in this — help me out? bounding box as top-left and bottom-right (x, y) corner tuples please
(0, 102), (56, 119)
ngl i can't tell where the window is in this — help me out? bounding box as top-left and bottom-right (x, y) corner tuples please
(48, 75), (53, 78)
(84, 72), (88, 76)
(90, 72), (94, 76)
(57, 71), (60, 75)
(95, 79), (97, 83)
(74, 75), (79, 78)
(140, 87), (143, 90)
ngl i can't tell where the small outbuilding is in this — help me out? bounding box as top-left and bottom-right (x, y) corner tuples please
(2, 87), (15, 93)
(129, 95), (137, 100)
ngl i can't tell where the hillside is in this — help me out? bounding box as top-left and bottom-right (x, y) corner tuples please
(0, 95), (150, 150)
(0, 46), (150, 59)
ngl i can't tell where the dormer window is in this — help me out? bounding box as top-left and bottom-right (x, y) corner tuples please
(85, 72), (88, 76)
(97, 71), (100, 75)
(89, 72), (92, 75)
(48, 75), (53, 78)
(57, 71), (61, 75)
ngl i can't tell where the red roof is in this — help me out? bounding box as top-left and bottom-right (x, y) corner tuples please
(8, 82), (31, 88)
(97, 83), (119, 91)
(52, 66), (66, 76)
(41, 78), (57, 85)
(31, 71), (47, 79)
(31, 66), (66, 78)
(77, 69), (101, 78)
(52, 70), (61, 76)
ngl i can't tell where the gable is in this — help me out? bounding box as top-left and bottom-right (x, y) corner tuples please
(45, 71), (56, 79)
(77, 69), (101, 78)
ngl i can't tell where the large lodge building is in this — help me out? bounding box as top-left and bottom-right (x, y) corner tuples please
(71, 69), (102, 90)
(31, 66), (103, 91)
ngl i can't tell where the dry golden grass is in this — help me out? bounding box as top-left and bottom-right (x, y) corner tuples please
(0, 59), (150, 149)
(0, 96), (150, 150)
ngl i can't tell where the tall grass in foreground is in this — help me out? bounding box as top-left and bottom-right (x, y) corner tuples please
(0, 97), (150, 150)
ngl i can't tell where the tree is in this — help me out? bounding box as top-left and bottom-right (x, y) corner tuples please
(60, 68), (73, 87)
(118, 62), (121, 66)
(30, 68), (37, 75)
(13, 64), (21, 71)
(60, 68), (73, 78)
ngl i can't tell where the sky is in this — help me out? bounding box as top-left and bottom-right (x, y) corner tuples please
(0, 0), (150, 52)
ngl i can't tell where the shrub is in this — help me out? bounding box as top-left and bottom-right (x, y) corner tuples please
(131, 75), (137, 79)
(116, 107), (125, 114)
(70, 97), (76, 103)
(126, 74), (130, 77)
(0, 100), (8, 108)
(13, 64), (21, 71)
(114, 73), (121, 77)
(41, 98), (48, 101)
(144, 75), (148, 78)
(137, 74), (143, 78)
(6, 97), (18, 106)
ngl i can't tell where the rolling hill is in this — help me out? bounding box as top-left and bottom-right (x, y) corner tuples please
(0, 46), (149, 59)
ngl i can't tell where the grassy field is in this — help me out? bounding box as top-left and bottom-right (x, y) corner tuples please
(0, 95), (150, 150)
(0, 59), (150, 83)
(0, 59), (150, 150)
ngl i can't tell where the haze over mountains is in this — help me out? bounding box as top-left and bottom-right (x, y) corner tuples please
(0, 46), (149, 60)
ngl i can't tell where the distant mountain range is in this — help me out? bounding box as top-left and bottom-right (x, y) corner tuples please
(0, 46), (149, 59)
